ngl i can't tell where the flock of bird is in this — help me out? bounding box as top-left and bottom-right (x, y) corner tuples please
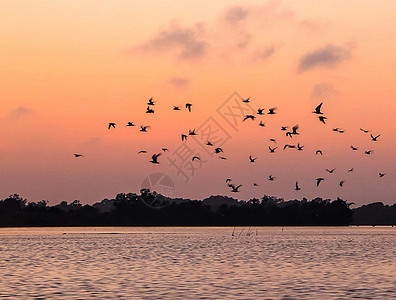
(73, 97), (386, 194)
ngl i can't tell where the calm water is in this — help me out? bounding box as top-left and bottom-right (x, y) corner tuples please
(0, 227), (395, 299)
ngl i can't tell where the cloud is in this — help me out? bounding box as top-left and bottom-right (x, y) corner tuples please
(168, 77), (190, 88)
(311, 83), (339, 99)
(298, 44), (353, 73)
(7, 106), (34, 120)
(224, 6), (249, 27)
(253, 46), (275, 60)
(133, 22), (207, 60)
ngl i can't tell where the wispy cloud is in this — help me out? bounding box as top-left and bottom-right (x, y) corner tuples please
(298, 44), (353, 73)
(224, 6), (249, 27)
(133, 22), (207, 60)
(311, 83), (339, 99)
(7, 106), (34, 120)
(252, 46), (275, 61)
(168, 77), (190, 88)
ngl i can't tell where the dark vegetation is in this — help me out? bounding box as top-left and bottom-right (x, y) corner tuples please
(0, 191), (394, 227)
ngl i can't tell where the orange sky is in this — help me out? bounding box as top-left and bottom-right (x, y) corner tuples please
(0, 0), (395, 205)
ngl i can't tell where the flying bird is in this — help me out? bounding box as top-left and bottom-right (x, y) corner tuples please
(365, 150), (373, 155)
(215, 147), (223, 154)
(318, 116), (327, 124)
(267, 107), (277, 115)
(370, 134), (381, 141)
(291, 125), (299, 135)
(219, 156), (227, 160)
(126, 122), (135, 127)
(350, 145), (359, 151)
(242, 97), (250, 103)
(140, 125), (149, 132)
(379, 173), (386, 178)
(348, 168), (354, 172)
(297, 143), (304, 151)
(226, 178), (232, 183)
(316, 178), (324, 187)
(243, 115), (255, 121)
(108, 123), (116, 129)
(73, 154), (83, 158)
(138, 150), (147, 154)
(295, 182), (301, 191)
(146, 106), (154, 114)
(230, 184), (242, 192)
(249, 155), (257, 163)
(360, 128), (370, 133)
(162, 148), (168, 152)
(185, 103), (192, 112)
(147, 98), (155, 106)
(173, 106), (181, 111)
(253, 183), (258, 187)
(339, 180), (345, 187)
(270, 138), (276, 143)
(188, 129), (197, 135)
(281, 126), (288, 131)
(206, 141), (213, 146)
(150, 153), (161, 164)
(316, 150), (323, 155)
(268, 175), (275, 181)
(192, 156), (200, 161)
(257, 108), (264, 115)
(269, 146), (277, 153)
(181, 134), (188, 141)
(313, 102), (323, 115)
(259, 121), (265, 127)
(326, 168), (336, 174)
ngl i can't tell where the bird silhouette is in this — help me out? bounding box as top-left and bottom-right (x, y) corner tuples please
(243, 115), (255, 121)
(162, 148), (168, 152)
(219, 156), (227, 160)
(188, 129), (197, 136)
(360, 128), (370, 133)
(379, 173), (386, 178)
(283, 144), (296, 150)
(138, 150), (147, 154)
(268, 175), (275, 181)
(370, 134), (381, 141)
(348, 168), (354, 172)
(326, 168), (336, 174)
(365, 150), (373, 155)
(257, 108), (264, 115)
(126, 122), (135, 127)
(192, 156), (200, 161)
(316, 150), (323, 155)
(297, 143), (304, 151)
(268, 107), (277, 114)
(281, 126), (288, 131)
(316, 178), (324, 187)
(351, 145), (359, 151)
(147, 98), (155, 105)
(215, 147), (223, 154)
(230, 184), (242, 192)
(313, 102), (323, 114)
(150, 153), (161, 164)
(206, 141), (213, 146)
(181, 134), (188, 141)
(318, 116), (327, 124)
(140, 125), (149, 132)
(339, 180), (345, 187)
(295, 181), (301, 191)
(249, 155), (257, 162)
(291, 125), (299, 135)
(269, 146), (277, 153)
(74, 154), (83, 157)
(108, 123), (116, 129)
(226, 178), (232, 183)
(186, 103), (192, 112)
(146, 106), (154, 114)
(253, 183), (258, 186)
(259, 121), (265, 127)
(173, 106), (181, 111)
(242, 97), (250, 103)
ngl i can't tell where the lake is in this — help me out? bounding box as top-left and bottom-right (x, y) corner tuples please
(0, 227), (395, 299)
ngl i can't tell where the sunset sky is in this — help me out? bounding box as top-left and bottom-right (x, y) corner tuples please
(1, 0), (395, 205)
